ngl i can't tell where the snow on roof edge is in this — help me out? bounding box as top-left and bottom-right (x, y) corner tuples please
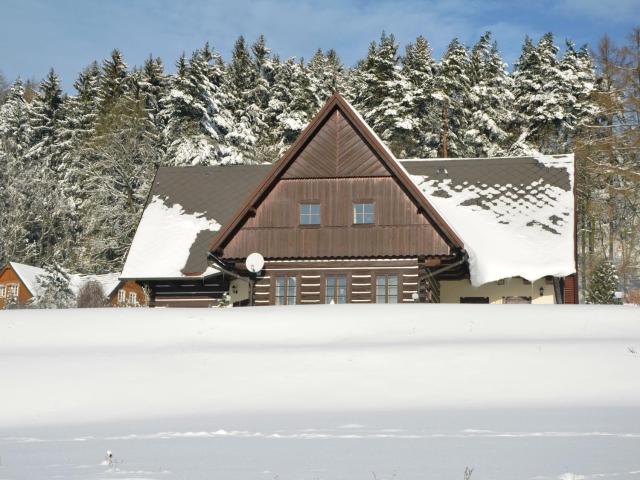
(8, 262), (48, 297)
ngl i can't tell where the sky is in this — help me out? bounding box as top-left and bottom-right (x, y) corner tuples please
(1, 0), (639, 92)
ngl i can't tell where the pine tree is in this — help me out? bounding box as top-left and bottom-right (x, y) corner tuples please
(250, 35), (276, 161)
(348, 32), (414, 156)
(308, 48), (344, 107)
(401, 35), (439, 157)
(586, 261), (620, 304)
(138, 55), (168, 129)
(36, 263), (74, 308)
(267, 57), (314, 153)
(27, 68), (64, 165)
(433, 38), (472, 157)
(98, 49), (130, 116)
(511, 33), (567, 154)
(0, 79), (32, 155)
(0, 80), (34, 265)
(161, 45), (236, 165)
(465, 32), (513, 157)
(559, 42), (598, 147)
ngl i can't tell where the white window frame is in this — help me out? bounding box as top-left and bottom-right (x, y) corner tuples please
(128, 292), (137, 305)
(0, 284), (5, 298)
(353, 202), (375, 224)
(118, 289), (126, 304)
(299, 203), (321, 225)
(7, 283), (19, 298)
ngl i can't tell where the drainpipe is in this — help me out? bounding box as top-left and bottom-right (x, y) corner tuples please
(420, 251), (468, 303)
(430, 251), (469, 277)
(207, 253), (255, 306)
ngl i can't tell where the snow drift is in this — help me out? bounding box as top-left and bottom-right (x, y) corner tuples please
(1, 304), (638, 428)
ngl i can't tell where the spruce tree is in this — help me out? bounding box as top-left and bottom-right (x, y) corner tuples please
(433, 38), (472, 157)
(161, 45), (236, 165)
(511, 33), (567, 154)
(0, 79), (32, 155)
(28, 68), (64, 164)
(466, 32), (513, 157)
(267, 57), (314, 154)
(308, 48), (345, 107)
(401, 35), (439, 157)
(138, 55), (168, 129)
(586, 261), (619, 304)
(349, 32), (414, 156)
(98, 49), (130, 116)
(36, 263), (74, 308)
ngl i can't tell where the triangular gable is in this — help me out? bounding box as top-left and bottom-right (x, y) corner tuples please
(209, 93), (464, 255)
(283, 109), (389, 178)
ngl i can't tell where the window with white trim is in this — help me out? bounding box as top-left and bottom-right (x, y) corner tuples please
(376, 274), (398, 303)
(275, 276), (296, 305)
(128, 292), (137, 305)
(353, 202), (375, 224)
(325, 275), (347, 304)
(299, 203), (321, 225)
(7, 283), (19, 298)
(118, 289), (126, 303)
(0, 284), (5, 298)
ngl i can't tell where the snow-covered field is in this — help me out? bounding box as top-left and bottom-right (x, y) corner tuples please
(1, 304), (639, 480)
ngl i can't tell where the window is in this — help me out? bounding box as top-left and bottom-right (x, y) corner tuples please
(503, 296), (532, 304)
(299, 203), (321, 225)
(0, 285), (5, 297)
(128, 292), (137, 305)
(7, 283), (19, 298)
(460, 297), (489, 304)
(325, 275), (347, 304)
(376, 275), (398, 303)
(118, 289), (126, 304)
(275, 276), (297, 305)
(353, 202), (375, 224)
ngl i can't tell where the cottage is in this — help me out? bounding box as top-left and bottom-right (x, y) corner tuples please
(121, 94), (577, 307)
(0, 262), (145, 308)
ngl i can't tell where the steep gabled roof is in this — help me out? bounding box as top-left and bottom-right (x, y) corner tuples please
(208, 93), (464, 255)
(7, 262), (48, 297)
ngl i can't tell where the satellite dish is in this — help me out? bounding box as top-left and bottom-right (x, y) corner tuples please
(246, 252), (265, 273)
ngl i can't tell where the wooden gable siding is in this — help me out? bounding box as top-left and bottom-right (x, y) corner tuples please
(0, 265), (33, 308)
(221, 177), (451, 259)
(109, 280), (147, 306)
(283, 110), (389, 179)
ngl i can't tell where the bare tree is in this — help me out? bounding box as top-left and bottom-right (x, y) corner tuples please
(76, 280), (108, 308)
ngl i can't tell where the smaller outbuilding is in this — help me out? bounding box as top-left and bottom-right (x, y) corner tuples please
(0, 262), (146, 308)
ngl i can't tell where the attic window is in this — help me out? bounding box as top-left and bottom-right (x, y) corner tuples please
(118, 289), (126, 304)
(353, 203), (375, 224)
(0, 285), (5, 297)
(299, 203), (320, 225)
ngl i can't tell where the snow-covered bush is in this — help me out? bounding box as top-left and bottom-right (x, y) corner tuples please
(586, 261), (620, 304)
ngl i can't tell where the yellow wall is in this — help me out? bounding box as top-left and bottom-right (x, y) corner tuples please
(440, 277), (556, 304)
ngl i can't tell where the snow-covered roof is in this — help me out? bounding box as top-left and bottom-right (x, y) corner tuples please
(6, 262), (125, 299)
(122, 98), (575, 285)
(401, 155), (575, 286)
(121, 165), (271, 280)
(8, 262), (48, 297)
(69, 272), (122, 298)
(339, 94), (575, 286)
